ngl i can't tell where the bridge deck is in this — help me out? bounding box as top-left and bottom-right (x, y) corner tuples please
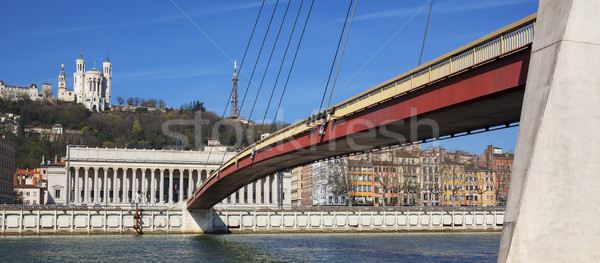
(188, 14), (536, 209)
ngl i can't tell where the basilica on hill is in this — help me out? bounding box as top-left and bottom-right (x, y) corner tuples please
(57, 50), (112, 112)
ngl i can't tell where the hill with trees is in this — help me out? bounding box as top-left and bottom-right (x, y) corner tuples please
(0, 98), (285, 169)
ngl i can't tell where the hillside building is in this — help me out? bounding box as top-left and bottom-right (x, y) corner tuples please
(0, 137), (16, 204)
(56, 50), (112, 111)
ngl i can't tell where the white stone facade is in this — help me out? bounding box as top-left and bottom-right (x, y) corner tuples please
(46, 147), (291, 209)
(218, 171), (292, 209)
(46, 147), (234, 208)
(57, 64), (75, 102)
(70, 53), (111, 112)
(0, 81), (45, 101)
(311, 158), (348, 206)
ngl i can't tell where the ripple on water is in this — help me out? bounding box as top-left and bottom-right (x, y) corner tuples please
(0, 232), (500, 262)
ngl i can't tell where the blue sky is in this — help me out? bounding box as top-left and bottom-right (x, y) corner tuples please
(0, 0), (539, 154)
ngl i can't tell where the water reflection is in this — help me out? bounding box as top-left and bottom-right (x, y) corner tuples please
(0, 232), (500, 262)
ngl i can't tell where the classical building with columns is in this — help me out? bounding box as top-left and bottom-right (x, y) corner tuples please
(46, 147), (291, 209)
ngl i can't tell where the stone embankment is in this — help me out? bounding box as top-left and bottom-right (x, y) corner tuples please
(1, 205), (503, 235)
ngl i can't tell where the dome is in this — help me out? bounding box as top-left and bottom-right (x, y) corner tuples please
(86, 68), (102, 75)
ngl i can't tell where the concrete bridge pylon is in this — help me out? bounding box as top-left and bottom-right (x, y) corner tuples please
(499, 0), (600, 262)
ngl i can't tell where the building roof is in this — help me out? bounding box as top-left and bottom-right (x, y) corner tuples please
(395, 151), (417, 158)
(15, 169), (40, 175)
(6, 85), (29, 90)
(372, 160), (394, 166)
(0, 137), (17, 147)
(14, 185), (41, 189)
(348, 159), (372, 167)
(441, 160), (464, 166)
(493, 153), (514, 159)
(48, 161), (65, 166)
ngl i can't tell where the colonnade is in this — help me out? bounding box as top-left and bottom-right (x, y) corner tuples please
(220, 174), (282, 206)
(68, 167), (212, 205)
(67, 167), (284, 207)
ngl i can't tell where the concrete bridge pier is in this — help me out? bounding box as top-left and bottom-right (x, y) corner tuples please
(184, 208), (214, 233)
(499, 0), (600, 262)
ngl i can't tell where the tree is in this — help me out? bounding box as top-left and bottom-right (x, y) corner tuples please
(429, 183), (444, 206)
(494, 178), (507, 207)
(372, 150), (400, 206)
(117, 96), (125, 106)
(13, 190), (24, 204)
(449, 174), (461, 207)
(42, 89), (51, 98)
(323, 158), (353, 206)
(134, 97), (141, 106)
(158, 99), (166, 109)
(473, 184), (486, 207)
(142, 98), (157, 108)
(472, 171), (488, 207)
(126, 97), (134, 106)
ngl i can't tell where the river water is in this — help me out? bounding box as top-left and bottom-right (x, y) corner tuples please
(0, 232), (500, 262)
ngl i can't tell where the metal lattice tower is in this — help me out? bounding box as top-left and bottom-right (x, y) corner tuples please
(230, 61), (240, 118)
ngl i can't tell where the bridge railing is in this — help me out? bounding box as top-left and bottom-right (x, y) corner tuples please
(334, 13), (536, 118)
(196, 14), (537, 193)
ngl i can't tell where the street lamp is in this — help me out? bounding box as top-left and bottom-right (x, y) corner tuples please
(65, 144), (86, 205)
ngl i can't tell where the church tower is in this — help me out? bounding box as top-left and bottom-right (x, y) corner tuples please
(73, 49), (85, 102)
(229, 61), (240, 118)
(58, 64), (66, 90)
(102, 49), (112, 109)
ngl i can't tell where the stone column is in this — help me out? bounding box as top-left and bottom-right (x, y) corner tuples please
(247, 181), (254, 204)
(122, 168), (128, 203)
(93, 168), (99, 203)
(103, 169), (108, 204)
(178, 169), (184, 203)
(257, 177), (263, 204)
(187, 169), (193, 199)
(264, 176), (271, 205)
(271, 174), (281, 205)
(197, 170), (203, 188)
(168, 169), (174, 204)
(201, 170), (207, 186)
(129, 168), (138, 202)
(73, 168), (79, 203)
(140, 168), (147, 203)
(112, 168), (118, 203)
(159, 169), (165, 204)
(83, 167), (89, 203)
(151, 169), (156, 204)
(240, 188), (246, 204)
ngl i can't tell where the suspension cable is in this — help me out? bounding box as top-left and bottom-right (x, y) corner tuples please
(259, 0), (305, 133)
(247, 0), (292, 124)
(230, 1), (312, 195)
(418, 0), (433, 66)
(326, 0), (358, 110)
(238, 0), (266, 75)
(318, 0), (354, 113)
(270, 0), (315, 133)
(202, 0), (266, 171)
(238, 0), (280, 119)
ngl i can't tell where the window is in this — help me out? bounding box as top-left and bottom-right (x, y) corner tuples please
(55, 189), (61, 198)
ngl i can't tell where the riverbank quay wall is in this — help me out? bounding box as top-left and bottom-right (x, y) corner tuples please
(1, 205), (503, 234)
(212, 207), (504, 233)
(0, 204), (190, 235)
